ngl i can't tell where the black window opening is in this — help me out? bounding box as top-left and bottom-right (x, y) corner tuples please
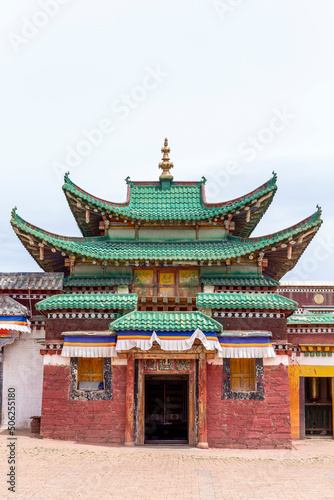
(145, 376), (188, 444)
(305, 377), (333, 436)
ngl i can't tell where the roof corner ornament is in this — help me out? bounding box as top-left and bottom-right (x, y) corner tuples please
(11, 206), (17, 220)
(158, 138), (174, 181)
(201, 176), (207, 184)
(125, 176), (131, 184)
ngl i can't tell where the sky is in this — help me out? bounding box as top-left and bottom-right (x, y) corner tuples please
(0, 0), (333, 281)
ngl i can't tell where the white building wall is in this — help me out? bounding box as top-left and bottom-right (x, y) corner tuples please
(1, 328), (44, 428)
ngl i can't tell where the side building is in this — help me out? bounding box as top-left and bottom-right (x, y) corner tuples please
(0, 273), (62, 428)
(278, 281), (334, 440)
(10, 139), (324, 448)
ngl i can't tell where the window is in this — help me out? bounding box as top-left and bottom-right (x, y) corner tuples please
(222, 358), (265, 400)
(230, 359), (256, 392)
(78, 358), (104, 391)
(69, 357), (112, 401)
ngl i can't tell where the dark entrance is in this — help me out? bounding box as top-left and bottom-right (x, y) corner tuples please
(305, 377), (333, 436)
(145, 376), (188, 444)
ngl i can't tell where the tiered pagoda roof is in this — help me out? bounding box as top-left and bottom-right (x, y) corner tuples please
(11, 205), (322, 280)
(11, 139), (322, 281)
(63, 171), (277, 238)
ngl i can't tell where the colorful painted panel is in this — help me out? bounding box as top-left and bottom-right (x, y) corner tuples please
(179, 269), (199, 286)
(176, 359), (190, 371)
(144, 359), (157, 371)
(134, 269), (154, 285)
(159, 272), (174, 285)
(159, 359), (174, 370)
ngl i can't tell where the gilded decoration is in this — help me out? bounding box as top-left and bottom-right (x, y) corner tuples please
(158, 138), (174, 180)
(314, 293), (324, 304)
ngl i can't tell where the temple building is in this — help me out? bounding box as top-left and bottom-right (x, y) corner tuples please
(9, 139), (329, 448)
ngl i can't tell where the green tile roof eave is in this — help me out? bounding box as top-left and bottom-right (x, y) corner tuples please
(11, 214), (321, 263)
(62, 173), (278, 222)
(201, 275), (279, 287)
(288, 313), (334, 325)
(35, 293), (138, 312)
(109, 310), (223, 333)
(63, 276), (132, 287)
(196, 292), (298, 311)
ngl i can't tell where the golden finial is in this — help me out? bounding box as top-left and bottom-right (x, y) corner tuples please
(159, 138), (174, 180)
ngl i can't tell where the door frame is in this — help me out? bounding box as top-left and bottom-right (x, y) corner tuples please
(134, 349), (201, 446)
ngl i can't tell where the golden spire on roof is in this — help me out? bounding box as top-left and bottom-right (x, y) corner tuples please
(159, 138), (174, 180)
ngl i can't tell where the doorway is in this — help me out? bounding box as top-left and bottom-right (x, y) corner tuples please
(145, 376), (188, 444)
(304, 377), (333, 436)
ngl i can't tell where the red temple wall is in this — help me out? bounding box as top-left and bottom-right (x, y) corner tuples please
(218, 316), (287, 341)
(278, 289), (334, 308)
(288, 333), (334, 345)
(207, 362), (292, 449)
(41, 364), (126, 443)
(45, 318), (111, 341)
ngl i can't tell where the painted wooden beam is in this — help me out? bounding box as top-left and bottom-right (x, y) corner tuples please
(197, 349), (209, 449)
(124, 353), (135, 446)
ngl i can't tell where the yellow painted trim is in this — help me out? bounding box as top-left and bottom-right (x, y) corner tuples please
(289, 365), (334, 439)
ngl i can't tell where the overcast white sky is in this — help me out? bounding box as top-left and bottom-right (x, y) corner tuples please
(0, 0), (333, 280)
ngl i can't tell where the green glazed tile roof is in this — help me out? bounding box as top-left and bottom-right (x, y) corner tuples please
(63, 172), (277, 222)
(11, 207), (322, 263)
(109, 310), (223, 333)
(36, 293), (138, 312)
(63, 276), (132, 287)
(197, 292), (298, 311)
(201, 275), (279, 287)
(288, 313), (334, 325)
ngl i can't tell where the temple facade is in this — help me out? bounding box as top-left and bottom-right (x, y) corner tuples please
(9, 139), (330, 449)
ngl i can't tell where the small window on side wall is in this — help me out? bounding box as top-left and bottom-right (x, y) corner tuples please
(78, 357), (104, 391)
(222, 358), (265, 400)
(69, 357), (112, 401)
(230, 359), (256, 392)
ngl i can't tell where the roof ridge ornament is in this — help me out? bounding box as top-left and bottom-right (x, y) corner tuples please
(158, 138), (174, 181)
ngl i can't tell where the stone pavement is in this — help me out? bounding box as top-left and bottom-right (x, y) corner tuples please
(1, 431), (334, 499)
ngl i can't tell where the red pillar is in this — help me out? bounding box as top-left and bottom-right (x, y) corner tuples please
(197, 350), (209, 449)
(124, 353), (135, 446)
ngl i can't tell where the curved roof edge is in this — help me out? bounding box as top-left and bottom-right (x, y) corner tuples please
(10, 204), (323, 281)
(62, 172), (278, 236)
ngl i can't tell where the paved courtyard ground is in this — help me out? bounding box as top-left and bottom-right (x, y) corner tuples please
(0, 431), (334, 500)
